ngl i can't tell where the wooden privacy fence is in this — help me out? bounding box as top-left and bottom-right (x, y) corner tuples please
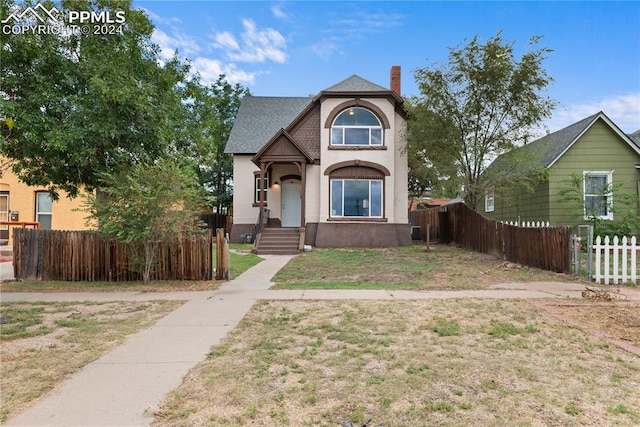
(199, 213), (232, 234)
(413, 203), (572, 273)
(13, 228), (214, 281)
(408, 209), (443, 242)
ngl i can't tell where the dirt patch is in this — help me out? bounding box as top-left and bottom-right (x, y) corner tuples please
(532, 298), (640, 354)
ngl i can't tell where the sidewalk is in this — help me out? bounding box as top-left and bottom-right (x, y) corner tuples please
(2, 258), (638, 426)
(4, 255), (294, 427)
(0, 260), (14, 281)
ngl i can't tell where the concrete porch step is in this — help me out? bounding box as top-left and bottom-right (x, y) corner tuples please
(256, 228), (302, 255)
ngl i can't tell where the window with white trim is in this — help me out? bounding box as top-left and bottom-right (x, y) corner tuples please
(330, 179), (383, 218)
(35, 192), (52, 230)
(485, 192), (495, 213)
(254, 172), (269, 205)
(583, 171), (613, 220)
(331, 107), (383, 146)
(0, 192), (8, 233)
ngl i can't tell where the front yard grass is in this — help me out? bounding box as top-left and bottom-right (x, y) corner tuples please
(0, 299), (185, 422)
(272, 243), (577, 290)
(153, 299), (640, 426)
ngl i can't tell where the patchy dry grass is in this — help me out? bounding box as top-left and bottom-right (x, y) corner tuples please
(153, 299), (640, 426)
(272, 244), (578, 290)
(0, 300), (184, 422)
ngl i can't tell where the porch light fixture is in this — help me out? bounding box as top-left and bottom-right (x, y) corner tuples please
(348, 107), (355, 116)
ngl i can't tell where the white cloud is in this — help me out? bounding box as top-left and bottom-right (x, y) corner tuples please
(311, 38), (342, 60)
(191, 57), (257, 86)
(213, 19), (287, 64)
(310, 10), (404, 60)
(142, 8), (181, 26)
(336, 11), (404, 33)
(546, 93), (640, 134)
(152, 28), (201, 60)
(213, 32), (240, 50)
(271, 4), (288, 20)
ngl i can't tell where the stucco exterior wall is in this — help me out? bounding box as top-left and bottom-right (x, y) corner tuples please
(318, 97), (406, 224)
(232, 155), (261, 226)
(393, 111), (409, 224)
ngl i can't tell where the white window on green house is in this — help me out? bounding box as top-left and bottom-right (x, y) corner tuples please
(330, 179), (383, 218)
(583, 171), (613, 221)
(485, 192), (495, 213)
(331, 107), (383, 146)
(35, 191), (52, 230)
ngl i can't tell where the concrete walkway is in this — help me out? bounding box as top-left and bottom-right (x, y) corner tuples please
(2, 257), (639, 426)
(1, 260), (14, 281)
(3, 255), (294, 427)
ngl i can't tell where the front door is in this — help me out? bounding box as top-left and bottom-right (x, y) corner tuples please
(281, 182), (301, 227)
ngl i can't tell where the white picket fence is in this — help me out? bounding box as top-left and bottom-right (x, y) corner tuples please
(503, 220), (551, 228)
(593, 236), (638, 285)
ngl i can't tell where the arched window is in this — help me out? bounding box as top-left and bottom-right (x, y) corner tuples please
(331, 107), (383, 146)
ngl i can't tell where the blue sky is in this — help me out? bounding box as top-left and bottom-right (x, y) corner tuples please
(138, 1), (640, 133)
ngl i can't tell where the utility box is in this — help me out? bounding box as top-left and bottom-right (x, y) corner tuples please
(411, 226), (421, 240)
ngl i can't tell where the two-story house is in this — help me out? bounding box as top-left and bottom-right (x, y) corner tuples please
(225, 67), (411, 253)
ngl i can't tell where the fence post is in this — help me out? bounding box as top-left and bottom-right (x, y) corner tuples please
(604, 236), (611, 285)
(631, 236), (637, 284)
(587, 226), (593, 282)
(572, 234), (579, 275)
(595, 236), (602, 284)
(621, 236), (628, 285)
(612, 236), (619, 285)
(215, 228), (229, 280)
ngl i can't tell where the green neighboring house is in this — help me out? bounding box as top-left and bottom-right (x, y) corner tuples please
(483, 111), (640, 231)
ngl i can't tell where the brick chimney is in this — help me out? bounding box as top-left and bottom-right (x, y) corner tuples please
(390, 65), (401, 95)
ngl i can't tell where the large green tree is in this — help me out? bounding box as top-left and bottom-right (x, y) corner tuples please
(83, 158), (205, 282)
(407, 32), (557, 209)
(182, 75), (249, 213)
(0, 0), (188, 198)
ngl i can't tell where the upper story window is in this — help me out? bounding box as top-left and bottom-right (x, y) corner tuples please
(331, 107), (383, 146)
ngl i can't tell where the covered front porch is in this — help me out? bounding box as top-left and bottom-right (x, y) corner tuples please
(251, 129), (315, 254)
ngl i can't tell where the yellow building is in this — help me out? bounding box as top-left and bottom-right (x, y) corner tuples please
(0, 160), (91, 245)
